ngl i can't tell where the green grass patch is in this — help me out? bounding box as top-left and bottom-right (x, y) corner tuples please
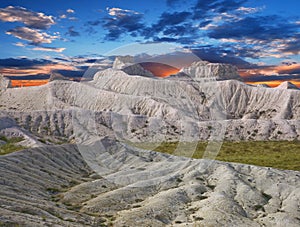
(129, 141), (300, 171)
(0, 136), (26, 155)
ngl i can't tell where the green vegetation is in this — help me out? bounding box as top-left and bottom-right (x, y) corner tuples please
(130, 141), (300, 171)
(0, 136), (26, 155)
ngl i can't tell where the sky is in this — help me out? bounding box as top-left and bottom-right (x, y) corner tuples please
(0, 0), (299, 87)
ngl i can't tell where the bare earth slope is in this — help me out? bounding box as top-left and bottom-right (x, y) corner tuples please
(0, 138), (299, 226)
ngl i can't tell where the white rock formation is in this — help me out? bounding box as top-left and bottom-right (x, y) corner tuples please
(111, 55), (154, 77)
(0, 67), (300, 142)
(276, 81), (299, 90)
(179, 61), (241, 81)
(49, 72), (69, 81)
(0, 74), (12, 91)
(112, 55), (135, 69)
(122, 64), (154, 77)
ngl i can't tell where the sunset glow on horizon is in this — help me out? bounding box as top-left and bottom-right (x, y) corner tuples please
(11, 79), (49, 87)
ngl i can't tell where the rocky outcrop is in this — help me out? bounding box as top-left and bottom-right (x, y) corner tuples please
(112, 55), (134, 69)
(123, 64), (154, 77)
(49, 72), (69, 81)
(0, 74), (12, 91)
(112, 56), (154, 77)
(179, 61), (241, 81)
(276, 81), (299, 90)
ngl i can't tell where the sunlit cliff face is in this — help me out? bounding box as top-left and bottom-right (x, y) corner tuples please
(139, 62), (180, 77)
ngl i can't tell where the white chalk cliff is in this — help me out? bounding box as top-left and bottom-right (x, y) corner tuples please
(0, 74), (12, 92)
(179, 60), (241, 81)
(276, 81), (299, 90)
(112, 55), (135, 69)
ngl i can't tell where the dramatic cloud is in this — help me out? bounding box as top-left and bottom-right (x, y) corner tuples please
(140, 11), (197, 44)
(0, 6), (54, 29)
(191, 47), (253, 68)
(65, 26), (80, 37)
(193, 0), (247, 19)
(239, 63), (300, 79)
(156, 11), (190, 28)
(6, 27), (59, 44)
(103, 7), (144, 40)
(279, 35), (300, 55)
(207, 16), (298, 41)
(32, 46), (66, 52)
(0, 58), (52, 68)
(0, 57), (77, 76)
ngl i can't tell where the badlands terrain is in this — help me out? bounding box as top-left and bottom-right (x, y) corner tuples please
(0, 57), (300, 226)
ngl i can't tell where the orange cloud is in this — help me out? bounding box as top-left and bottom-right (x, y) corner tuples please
(240, 63), (300, 77)
(247, 80), (300, 88)
(0, 63), (77, 76)
(11, 79), (49, 87)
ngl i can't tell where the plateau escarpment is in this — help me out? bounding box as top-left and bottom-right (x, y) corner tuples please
(0, 58), (299, 143)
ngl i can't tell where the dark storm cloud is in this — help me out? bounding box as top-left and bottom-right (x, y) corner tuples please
(193, 0), (247, 19)
(103, 8), (144, 40)
(280, 35), (300, 55)
(215, 0), (247, 13)
(198, 20), (212, 28)
(141, 12), (194, 43)
(0, 6), (55, 29)
(0, 58), (51, 68)
(208, 16), (298, 41)
(5, 74), (50, 80)
(156, 11), (191, 28)
(191, 47), (253, 68)
(65, 26), (80, 37)
(52, 69), (84, 78)
(243, 75), (300, 82)
(99, 1), (299, 64)
(145, 11), (191, 37)
(153, 37), (178, 42)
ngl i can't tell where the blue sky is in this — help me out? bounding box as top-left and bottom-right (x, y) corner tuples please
(0, 0), (299, 85)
